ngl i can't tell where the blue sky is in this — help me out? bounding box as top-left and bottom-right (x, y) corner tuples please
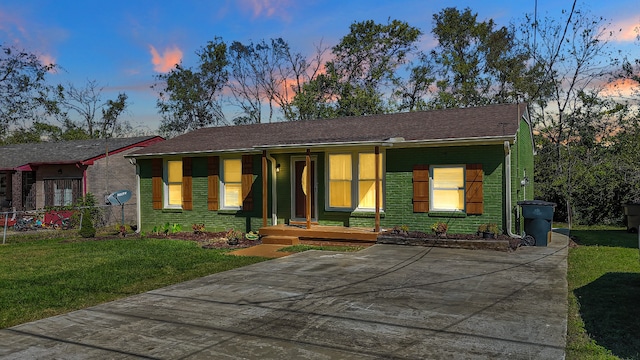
(1, 0), (638, 133)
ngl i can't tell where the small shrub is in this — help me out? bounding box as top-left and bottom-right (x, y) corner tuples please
(226, 229), (244, 245)
(192, 223), (205, 234)
(478, 223), (499, 235)
(78, 210), (96, 238)
(430, 222), (448, 235)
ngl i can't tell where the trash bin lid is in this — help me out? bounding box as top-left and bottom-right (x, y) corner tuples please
(517, 200), (557, 207)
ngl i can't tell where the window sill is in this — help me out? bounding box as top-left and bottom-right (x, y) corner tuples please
(162, 208), (183, 213)
(428, 211), (466, 218)
(218, 209), (241, 215)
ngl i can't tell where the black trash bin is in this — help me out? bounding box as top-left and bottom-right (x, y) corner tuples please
(517, 200), (556, 246)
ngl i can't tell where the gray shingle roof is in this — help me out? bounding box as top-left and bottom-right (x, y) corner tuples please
(0, 136), (160, 169)
(130, 103), (528, 157)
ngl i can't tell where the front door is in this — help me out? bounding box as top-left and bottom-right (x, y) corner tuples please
(293, 159), (316, 220)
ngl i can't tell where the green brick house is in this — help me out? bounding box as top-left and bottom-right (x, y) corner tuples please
(127, 103), (534, 238)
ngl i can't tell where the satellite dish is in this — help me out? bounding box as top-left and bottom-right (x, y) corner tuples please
(107, 190), (132, 205)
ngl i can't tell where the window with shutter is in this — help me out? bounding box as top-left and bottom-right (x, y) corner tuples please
(431, 165), (465, 211)
(412, 165), (429, 212)
(152, 158), (162, 210)
(208, 156), (219, 211)
(182, 157), (192, 210)
(465, 164), (483, 215)
(165, 159), (182, 208)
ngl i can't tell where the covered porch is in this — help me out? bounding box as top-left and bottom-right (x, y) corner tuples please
(257, 147), (383, 245)
(258, 223), (380, 245)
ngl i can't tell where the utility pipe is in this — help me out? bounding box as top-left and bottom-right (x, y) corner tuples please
(504, 141), (521, 238)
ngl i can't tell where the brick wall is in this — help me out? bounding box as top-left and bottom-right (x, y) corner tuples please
(137, 140), (535, 235)
(380, 145), (505, 234)
(86, 147), (141, 225)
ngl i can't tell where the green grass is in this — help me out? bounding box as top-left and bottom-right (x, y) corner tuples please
(566, 227), (640, 360)
(278, 244), (367, 253)
(0, 234), (268, 329)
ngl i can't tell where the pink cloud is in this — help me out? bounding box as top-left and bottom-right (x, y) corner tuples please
(238, 0), (293, 20)
(149, 45), (183, 73)
(602, 78), (639, 97)
(37, 53), (57, 73)
(611, 16), (640, 42)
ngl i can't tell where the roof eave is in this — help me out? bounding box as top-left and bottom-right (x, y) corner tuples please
(126, 135), (515, 158)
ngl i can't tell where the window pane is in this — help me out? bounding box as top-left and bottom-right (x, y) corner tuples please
(329, 181), (351, 207)
(359, 153), (375, 179)
(358, 180), (375, 208)
(432, 166), (465, 211)
(225, 184), (242, 207)
(168, 184), (182, 205)
(357, 153), (383, 209)
(432, 189), (464, 210)
(168, 160), (182, 183)
(433, 167), (464, 189)
(329, 154), (351, 180)
(224, 159), (242, 182)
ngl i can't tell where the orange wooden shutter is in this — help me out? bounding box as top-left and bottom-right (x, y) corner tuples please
(466, 164), (483, 215)
(151, 158), (162, 210)
(413, 164), (430, 213)
(208, 156), (219, 211)
(242, 155), (253, 211)
(182, 157), (193, 210)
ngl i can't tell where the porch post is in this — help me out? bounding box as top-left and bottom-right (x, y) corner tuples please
(262, 150), (267, 227)
(306, 148), (311, 229)
(375, 146), (380, 232)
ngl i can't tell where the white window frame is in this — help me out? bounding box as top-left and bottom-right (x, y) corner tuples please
(220, 157), (243, 210)
(163, 159), (183, 209)
(325, 151), (385, 212)
(430, 165), (465, 212)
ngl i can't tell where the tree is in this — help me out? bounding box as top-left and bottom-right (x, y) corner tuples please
(54, 79), (131, 139)
(292, 19), (422, 119)
(154, 38), (229, 137)
(0, 45), (56, 138)
(522, 4), (622, 223)
(428, 7), (536, 108)
(393, 53), (436, 112)
(0, 122), (63, 144)
(78, 209), (96, 238)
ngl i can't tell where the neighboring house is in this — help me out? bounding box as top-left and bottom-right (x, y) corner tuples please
(127, 103), (534, 237)
(0, 136), (164, 224)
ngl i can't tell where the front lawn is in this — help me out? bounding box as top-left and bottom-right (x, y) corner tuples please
(567, 226), (640, 359)
(0, 234), (268, 328)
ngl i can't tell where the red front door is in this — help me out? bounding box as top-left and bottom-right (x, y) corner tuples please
(294, 160), (315, 219)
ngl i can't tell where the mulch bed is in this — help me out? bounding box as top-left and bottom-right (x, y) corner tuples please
(60, 231), (262, 250)
(377, 230), (519, 251)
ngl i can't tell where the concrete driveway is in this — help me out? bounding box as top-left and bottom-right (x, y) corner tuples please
(0, 233), (568, 359)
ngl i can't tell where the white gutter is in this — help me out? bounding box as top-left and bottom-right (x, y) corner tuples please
(504, 141), (521, 238)
(266, 153), (278, 226)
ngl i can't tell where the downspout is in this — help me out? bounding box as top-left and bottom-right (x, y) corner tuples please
(504, 141), (521, 238)
(266, 153), (278, 226)
(135, 161), (141, 233)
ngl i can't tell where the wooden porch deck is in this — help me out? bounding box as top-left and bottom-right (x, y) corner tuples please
(258, 224), (379, 245)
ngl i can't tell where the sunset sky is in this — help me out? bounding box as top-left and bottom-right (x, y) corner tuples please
(1, 0), (638, 132)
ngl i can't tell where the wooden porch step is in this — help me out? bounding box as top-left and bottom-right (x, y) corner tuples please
(261, 235), (300, 245)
